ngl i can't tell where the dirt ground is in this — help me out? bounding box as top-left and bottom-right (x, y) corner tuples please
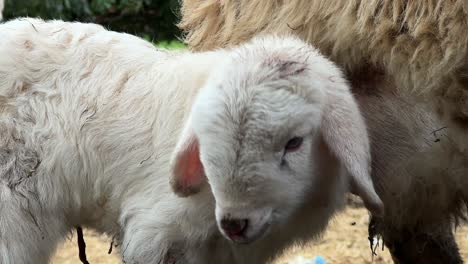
(52, 205), (468, 264)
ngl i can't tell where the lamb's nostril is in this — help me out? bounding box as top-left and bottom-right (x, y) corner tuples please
(220, 218), (248, 237)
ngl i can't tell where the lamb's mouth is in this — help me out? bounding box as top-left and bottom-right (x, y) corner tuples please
(222, 220), (272, 245)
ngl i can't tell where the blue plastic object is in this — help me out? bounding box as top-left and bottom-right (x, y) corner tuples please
(313, 256), (326, 264)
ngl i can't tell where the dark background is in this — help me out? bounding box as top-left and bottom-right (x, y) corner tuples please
(2, 0), (181, 42)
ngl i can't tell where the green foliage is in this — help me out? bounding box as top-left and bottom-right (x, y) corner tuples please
(3, 0), (181, 41)
(155, 40), (185, 50)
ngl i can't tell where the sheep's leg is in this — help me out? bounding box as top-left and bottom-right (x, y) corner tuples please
(119, 218), (186, 264)
(0, 131), (70, 263)
(370, 218), (463, 264)
(119, 212), (233, 264)
(387, 230), (462, 264)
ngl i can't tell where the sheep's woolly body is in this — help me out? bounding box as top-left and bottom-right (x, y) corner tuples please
(180, 0), (468, 134)
(358, 90), (468, 220)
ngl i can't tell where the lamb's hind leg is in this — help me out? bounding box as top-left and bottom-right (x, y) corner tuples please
(0, 184), (69, 264)
(370, 217), (463, 264)
(0, 119), (72, 263)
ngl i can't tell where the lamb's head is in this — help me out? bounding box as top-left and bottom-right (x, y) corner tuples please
(170, 35), (383, 244)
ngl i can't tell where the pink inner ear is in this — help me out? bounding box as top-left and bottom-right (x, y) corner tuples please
(173, 136), (205, 195)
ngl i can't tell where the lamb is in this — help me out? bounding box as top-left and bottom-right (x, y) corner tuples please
(0, 18), (381, 263)
(179, 0), (468, 152)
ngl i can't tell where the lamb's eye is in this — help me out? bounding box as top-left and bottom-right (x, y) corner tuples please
(284, 137), (303, 152)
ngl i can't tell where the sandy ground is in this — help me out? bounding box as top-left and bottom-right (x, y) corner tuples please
(52, 202), (468, 264)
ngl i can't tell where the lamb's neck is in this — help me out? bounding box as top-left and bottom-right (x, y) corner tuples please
(92, 50), (226, 222)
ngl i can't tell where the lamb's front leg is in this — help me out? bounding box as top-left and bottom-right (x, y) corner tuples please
(119, 223), (185, 264)
(118, 193), (235, 264)
(121, 227), (237, 264)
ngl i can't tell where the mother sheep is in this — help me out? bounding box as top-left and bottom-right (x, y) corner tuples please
(179, 1), (468, 263)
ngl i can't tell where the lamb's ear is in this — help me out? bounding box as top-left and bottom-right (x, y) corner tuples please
(170, 128), (206, 197)
(321, 86), (384, 217)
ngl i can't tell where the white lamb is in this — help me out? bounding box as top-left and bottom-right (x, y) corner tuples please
(0, 18), (381, 263)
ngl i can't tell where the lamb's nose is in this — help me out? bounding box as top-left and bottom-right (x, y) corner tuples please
(220, 218), (248, 238)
